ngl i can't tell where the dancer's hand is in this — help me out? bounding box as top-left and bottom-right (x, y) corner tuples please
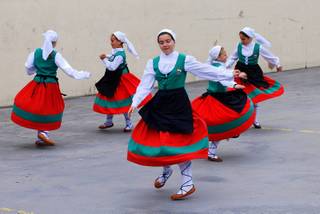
(128, 106), (136, 118)
(233, 84), (245, 89)
(239, 72), (247, 79)
(99, 54), (107, 60)
(276, 66), (283, 72)
(268, 62), (275, 69)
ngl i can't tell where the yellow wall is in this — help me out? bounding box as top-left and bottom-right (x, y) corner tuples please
(0, 0), (317, 106)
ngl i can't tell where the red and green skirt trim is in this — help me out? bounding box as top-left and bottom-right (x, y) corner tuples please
(127, 112), (209, 166)
(11, 80), (64, 130)
(207, 99), (255, 141)
(237, 76), (284, 104)
(93, 72), (152, 114)
(192, 94), (255, 141)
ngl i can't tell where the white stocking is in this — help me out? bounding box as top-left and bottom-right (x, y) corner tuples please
(176, 161), (193, 194)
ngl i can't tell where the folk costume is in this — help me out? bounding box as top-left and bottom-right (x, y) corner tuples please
(192, 46), (255, 162)
(11, 30), (90, 145)
(127, 29), (237, 200)
(93, 31), (151, 132)
(226, 27), (284, 128)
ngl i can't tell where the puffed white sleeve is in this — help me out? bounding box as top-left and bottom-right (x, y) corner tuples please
(25, 51), (36, 75)
(226, 48), (238, 68)
(219, 68), (238, 87)
(55, 53), (91, 79)
(131, 59), (155, 108)
(102, 55), (123, 71)
(260, 46), (281, 68)
(185, 55), (236, 87)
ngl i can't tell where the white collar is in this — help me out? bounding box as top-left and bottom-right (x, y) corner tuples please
(242, 41), (255, 48)
(160, 50), (178, 58)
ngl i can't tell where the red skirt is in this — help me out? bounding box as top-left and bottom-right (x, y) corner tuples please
(236, 76), (284, 104)
(11, 80), (64, 130)
(127, 112), (209, 167)
(93, 72), (152, 114)
(192, 92), (255, 141)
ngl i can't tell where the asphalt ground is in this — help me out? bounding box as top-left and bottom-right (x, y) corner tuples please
(0, 68), (320, 214)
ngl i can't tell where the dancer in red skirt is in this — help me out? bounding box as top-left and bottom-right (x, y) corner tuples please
(93, 31), (151, 132)
(192, 45), (255, 162)
(127, 29), (242, 200)
(11, 30), (90, 146)
(226, 27), (284, 129)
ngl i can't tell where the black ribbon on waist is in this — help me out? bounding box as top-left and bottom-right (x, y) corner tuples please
(31, 74), (67, 97)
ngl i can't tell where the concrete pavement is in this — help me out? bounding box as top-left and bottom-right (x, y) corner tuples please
(0, 68), (320, 214)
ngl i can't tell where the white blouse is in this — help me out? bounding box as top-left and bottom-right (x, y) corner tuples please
(25, 50), (90, 80)
(132, 51), (236, 108)
(101, 48), (124, 71)
(226, 41), (280, 69)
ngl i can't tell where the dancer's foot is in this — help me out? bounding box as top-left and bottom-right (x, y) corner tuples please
(37, 133), (55, 146)
(35, 140), (46, 146)
(154, 168), (173, 189)
(253, 122), (262, 129)
(208, 155), (223, 162)
(170, 184), (196, 200)
(98, 122), (114, 129)
(123, 123), (133, 132)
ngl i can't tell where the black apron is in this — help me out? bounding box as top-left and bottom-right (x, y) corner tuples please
(95, 64), (128, 98)
(202, 89), (248, 113)
(235, 61), (270, 88)
(139, 87), (193, 134)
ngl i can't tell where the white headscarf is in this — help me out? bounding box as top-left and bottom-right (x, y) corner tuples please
(240, 27), (271, 48)
(207, 45), (222, 64)
(157, 29), (176, 41)
(113, 31), (139, 59)
(42, 30), (58, 60)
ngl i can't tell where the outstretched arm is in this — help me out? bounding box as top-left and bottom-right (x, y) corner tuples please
(185, 55), (237, 87)
(260, 46), (282, 71)
(55, 53), (90, 79)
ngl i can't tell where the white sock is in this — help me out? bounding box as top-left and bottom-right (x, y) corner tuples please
(208, 141), (219, 157)
(124, 113), (132, 127)
(157, 166), (173, 183)
(105, 115), (113, 124)
(177, 161), (193, 194)
(254, 104), (259, 124)
(38, 131), (49, 140)
(123, 113), (130, 121)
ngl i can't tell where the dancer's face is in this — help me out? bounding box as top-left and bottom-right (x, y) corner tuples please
(110, 35), (123, 49)
(52, 41), (57, 48)
(158, 34), (175, 55)
(217, 48), (228, 63)
(239, 33), (252, 46)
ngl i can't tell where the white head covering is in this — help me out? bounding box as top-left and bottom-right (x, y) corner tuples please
(157, 29), (176, 41)
(42, 30), (58, 60)
(207, 45), (222, 63)
(240, 27), (271, 48)
(113, 31), (139, 59)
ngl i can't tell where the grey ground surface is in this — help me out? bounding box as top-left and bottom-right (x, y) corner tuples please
(0, 68), (320, 214)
